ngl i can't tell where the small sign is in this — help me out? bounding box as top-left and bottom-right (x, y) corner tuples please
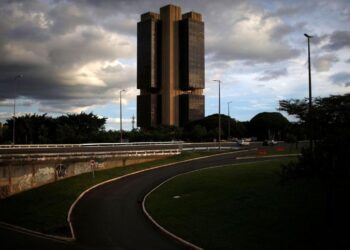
(90, 160), (96, 178)
(257, 148), (267, 156)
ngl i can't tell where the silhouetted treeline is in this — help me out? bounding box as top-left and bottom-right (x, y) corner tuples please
(0, 113), (107, 144)
(0, 111), (303, 144)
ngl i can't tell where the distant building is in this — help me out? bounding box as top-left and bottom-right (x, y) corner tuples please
(137, 4), (205, 128)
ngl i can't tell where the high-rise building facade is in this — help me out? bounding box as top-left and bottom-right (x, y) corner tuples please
(137, 4), (204, 128)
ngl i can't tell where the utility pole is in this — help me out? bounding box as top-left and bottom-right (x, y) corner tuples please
(119, 89), (126, 143)
(213, 80), (221, 150)
(304, 33), (313, 150)
(13, 74), (23, 145)
(227, 101), (232, 140)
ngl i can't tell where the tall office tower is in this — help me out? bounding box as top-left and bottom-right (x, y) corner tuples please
(137, 4), (204, 128)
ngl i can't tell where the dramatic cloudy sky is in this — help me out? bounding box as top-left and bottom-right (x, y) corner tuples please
(1, 0), (349, 130)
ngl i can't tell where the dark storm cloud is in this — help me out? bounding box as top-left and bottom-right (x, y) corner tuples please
(5, 23), (51, 42)
(0, 0), (136, 112)
(47, 28), (132, 67)
(330, 72), (350, 87)
(310, 34), (328, 45)
(324, 31), (350, 51)
(256, 68), (288, 81)
(48, 3), (93, 34)
(263, 5), (303, 19)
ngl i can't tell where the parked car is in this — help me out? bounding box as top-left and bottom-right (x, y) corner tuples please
(238, 139), (250, 146)
(262, 140), (278, 146)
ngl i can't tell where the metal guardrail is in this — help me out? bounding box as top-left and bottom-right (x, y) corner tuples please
(0, 149), (181, 162)
(0, 144), (80, 149)
(0, 141), (184, 149)
(182, 146), (240, 151)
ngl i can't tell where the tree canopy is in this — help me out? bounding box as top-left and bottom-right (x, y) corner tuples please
(1, 112), (107, 144)
(249, 112), (290, 140)
(279, 93), (350, 178)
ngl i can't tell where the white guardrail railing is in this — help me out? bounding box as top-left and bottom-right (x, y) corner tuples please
(0, 142), (244, 161)
(0, 141), (184, 149)
(0, 149), (182, 161)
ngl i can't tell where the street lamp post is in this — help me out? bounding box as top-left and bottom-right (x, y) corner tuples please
(119, 89), (126, 143)
(13, 74), (23, 145)
(227, 101), (232, 140)
(213, 80), (221, 150)
(304, 33), (313, 149)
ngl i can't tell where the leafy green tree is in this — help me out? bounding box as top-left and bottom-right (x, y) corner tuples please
(1, 112), (107, 144)
(56, 112), (106, 143)
(249, 112), (290, 140)
(184, 114), (248, 141)
(189, 125), (207, 141)
(279, 94), (350, 178)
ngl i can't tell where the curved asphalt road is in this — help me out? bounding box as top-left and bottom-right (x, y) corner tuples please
(71, 151), (295, 250)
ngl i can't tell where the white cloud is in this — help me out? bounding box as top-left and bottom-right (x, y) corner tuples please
(206, 8), (300, 63)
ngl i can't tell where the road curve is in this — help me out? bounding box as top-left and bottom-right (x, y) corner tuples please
(70, 151), (295, 250)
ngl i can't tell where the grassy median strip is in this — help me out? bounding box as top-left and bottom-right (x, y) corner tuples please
(146, 158), (338, 250)
(0, 151), (223, 237)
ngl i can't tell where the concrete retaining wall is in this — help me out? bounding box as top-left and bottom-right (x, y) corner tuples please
(0, 155), (170, 199)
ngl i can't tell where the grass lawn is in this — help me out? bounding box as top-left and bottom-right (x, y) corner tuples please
(0, 151), (224, 236)
(146, 159), (350, 250)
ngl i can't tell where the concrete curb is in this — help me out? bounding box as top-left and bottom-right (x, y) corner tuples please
(0, 221), (73, 243)
(141, 155), (298, 250)
(67, 149), (254, 240)
(142, 175), (205, 250)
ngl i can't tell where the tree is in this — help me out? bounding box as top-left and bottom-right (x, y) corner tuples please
(189, 125), (207, 141)
(249, 112), (290, 140)
(279, 94), (350, 178)
(183, 114), (248, 141)
(56, 112), (106, 143)
(1, 112), (108, 144)
(279, 92), (350, 249)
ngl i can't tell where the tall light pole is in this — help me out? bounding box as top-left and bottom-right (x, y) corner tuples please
(119, 89), (126, 143)
(304, 33), (313, 149)
(227, 101), (232, 140)
(13, 74), (23, 145)
(213, 80), (221, 150)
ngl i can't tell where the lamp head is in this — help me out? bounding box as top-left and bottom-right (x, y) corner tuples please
(304, 33), (313, 38)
